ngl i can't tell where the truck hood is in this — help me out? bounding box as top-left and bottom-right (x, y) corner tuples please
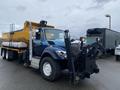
(48, 39), (65, 48)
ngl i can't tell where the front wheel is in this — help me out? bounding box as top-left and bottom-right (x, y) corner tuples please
(40, 57), (61, 81)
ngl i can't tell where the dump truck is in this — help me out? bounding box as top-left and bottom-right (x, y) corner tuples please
(1, 21), (100, 83)
(87, 28), (120, 55)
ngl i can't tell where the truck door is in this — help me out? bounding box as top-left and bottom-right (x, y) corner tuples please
(33, 30), (43, 56)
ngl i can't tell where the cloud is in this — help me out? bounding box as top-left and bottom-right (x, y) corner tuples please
(87, 0), (117, 10)
(94, 0), (116, 4)
(37, 0), (48, 2)
(16, 5), (27, 11)
(64, 4), (81, 16)
(0, 0), (120, 38)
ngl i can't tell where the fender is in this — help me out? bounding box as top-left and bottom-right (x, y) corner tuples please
(41, 46), (65, 60)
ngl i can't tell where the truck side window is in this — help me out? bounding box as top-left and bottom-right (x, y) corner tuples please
(36, 32), (41, 40)
(33, 30), (42, 45)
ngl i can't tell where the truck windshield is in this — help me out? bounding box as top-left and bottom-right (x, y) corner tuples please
(86, 36), (98, 45)
(45, 29), (64, 41)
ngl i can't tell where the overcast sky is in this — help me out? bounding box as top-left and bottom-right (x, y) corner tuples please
(0, 0), (120, 38)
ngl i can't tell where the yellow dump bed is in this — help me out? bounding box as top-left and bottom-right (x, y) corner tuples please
(2, 21), (54, 44)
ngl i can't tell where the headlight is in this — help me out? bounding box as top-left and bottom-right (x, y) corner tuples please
(56, 50), (67, 58)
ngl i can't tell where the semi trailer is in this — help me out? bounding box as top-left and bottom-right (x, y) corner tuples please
(87, 28), (120, 55)
(1, 21), (100, 83)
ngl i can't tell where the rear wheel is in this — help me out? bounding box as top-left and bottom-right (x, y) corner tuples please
(40, 57), (61, 81)
(5, 50), (14, 61)
(5, 50), (9, 60)
(1, 49), (6, 59)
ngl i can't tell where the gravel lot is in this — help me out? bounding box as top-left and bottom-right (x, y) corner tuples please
(0, 56), (120, 90)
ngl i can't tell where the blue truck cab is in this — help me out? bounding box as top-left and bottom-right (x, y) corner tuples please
(30, 27), (70, 81)
(33, 28), (66, 61)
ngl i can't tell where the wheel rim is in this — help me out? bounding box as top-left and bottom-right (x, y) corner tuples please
(6, 51), (8, 59)
(43, 62), (52, 76)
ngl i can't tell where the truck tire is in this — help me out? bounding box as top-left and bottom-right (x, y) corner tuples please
(5, 50), (9, 60)
(40, 57), (61, 81)
(2, 49), (6, 59)
(116, 55), (120, 61)
(5, 50), (13, 61)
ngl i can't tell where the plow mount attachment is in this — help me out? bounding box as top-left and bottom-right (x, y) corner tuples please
(64, 30), (100, 83)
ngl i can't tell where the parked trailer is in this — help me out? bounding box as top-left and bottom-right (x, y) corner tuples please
(87, 28), (120, 54)
(1, 21), (100, 83)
